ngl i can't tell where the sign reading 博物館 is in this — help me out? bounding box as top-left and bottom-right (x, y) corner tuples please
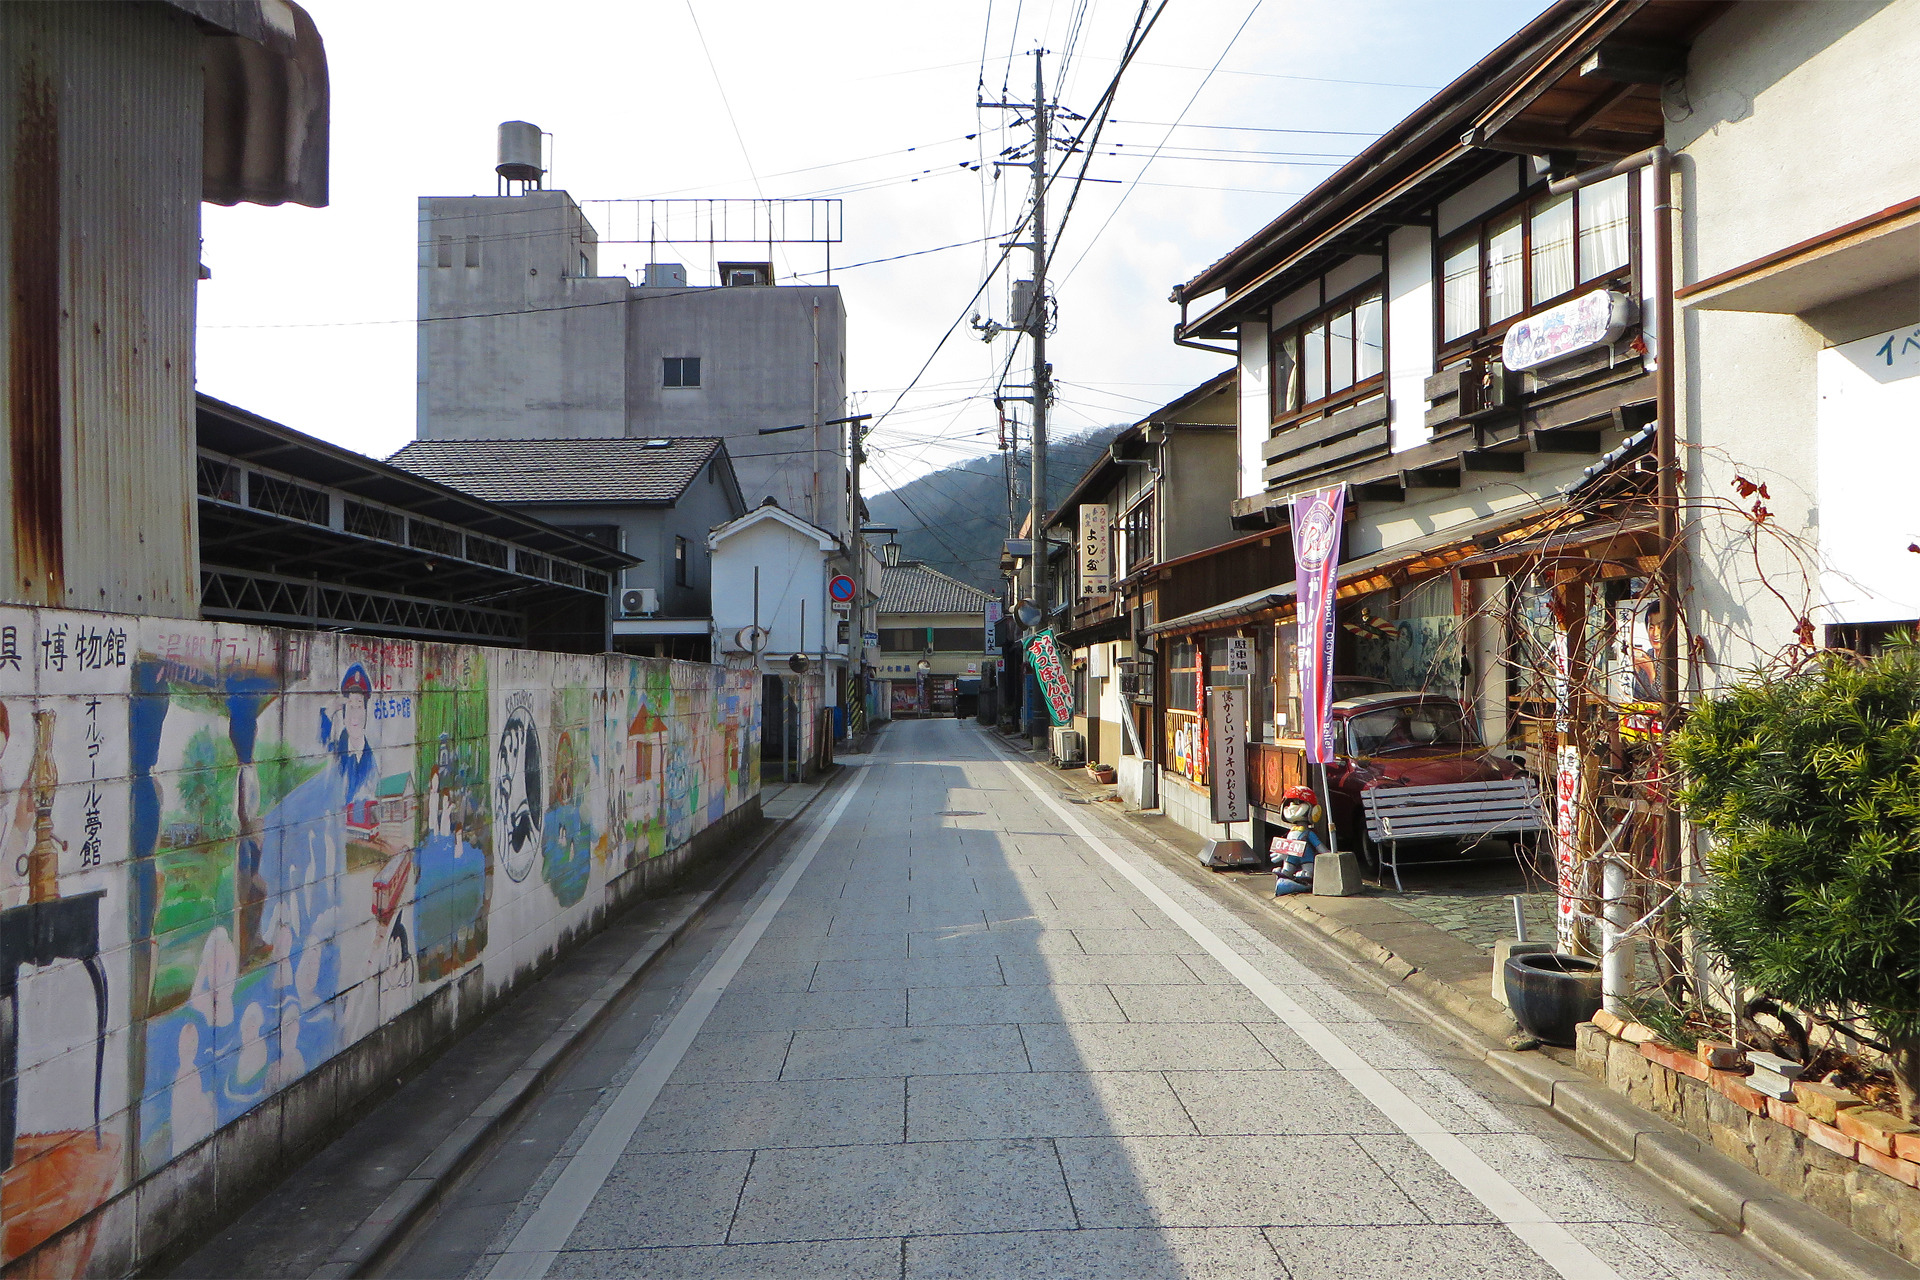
(1290, 484), (1346, 765)
(1207, 684), (1248, 824)
(1024, 628), (1074, 726)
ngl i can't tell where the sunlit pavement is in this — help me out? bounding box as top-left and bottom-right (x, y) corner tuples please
(388, 718), (1785, 1280)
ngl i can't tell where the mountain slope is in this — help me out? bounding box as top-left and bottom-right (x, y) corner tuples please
(865, 426), (1124, 595)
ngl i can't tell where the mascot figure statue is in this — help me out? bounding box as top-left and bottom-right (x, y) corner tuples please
(1270, 785), (1325, 897)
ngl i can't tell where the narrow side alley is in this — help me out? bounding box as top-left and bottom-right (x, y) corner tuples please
(374, 719), (1779, 1280)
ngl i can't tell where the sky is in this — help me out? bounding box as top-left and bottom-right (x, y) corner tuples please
(196, 0), (1549, 502)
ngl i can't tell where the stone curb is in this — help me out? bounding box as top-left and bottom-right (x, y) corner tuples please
(989, 738), (1918, 1280)
(304, 770), (848, 1280)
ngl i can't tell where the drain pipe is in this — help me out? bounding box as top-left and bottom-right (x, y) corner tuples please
(1550, 145), (1682, 958)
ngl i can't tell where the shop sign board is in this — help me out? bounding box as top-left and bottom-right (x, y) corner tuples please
(1207, 685), (1248, 824)
(1291, 484), (1346, 764)
(984, 600), (1002, 654)
(1079, 504), (1111, 596)
(1501, 289), (1633, 372)
(1224, 635), (1251, 677)
(1025, 628), (1074, 725)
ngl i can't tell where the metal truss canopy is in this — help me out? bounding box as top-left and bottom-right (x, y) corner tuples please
(201, 568), (527, 644)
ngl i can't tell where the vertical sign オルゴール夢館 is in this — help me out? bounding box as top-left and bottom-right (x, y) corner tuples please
(1024, 629), (1074, 725)
(1078, 504), (1111, 597)
(1290, 485), (1346, 764)
(1207, 685), (1248, 824)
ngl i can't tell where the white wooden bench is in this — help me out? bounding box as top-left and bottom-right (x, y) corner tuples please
(1360, 778), (1549, 892)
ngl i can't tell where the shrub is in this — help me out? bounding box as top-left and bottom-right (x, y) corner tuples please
(1671, 640), (1920, 1117)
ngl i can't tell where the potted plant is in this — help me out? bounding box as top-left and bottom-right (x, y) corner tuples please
(1672, 638), (1920, 1118)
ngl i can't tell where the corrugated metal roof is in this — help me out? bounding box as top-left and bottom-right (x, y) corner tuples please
(877, 562), (993, 616)
(388, 437), (725, 505)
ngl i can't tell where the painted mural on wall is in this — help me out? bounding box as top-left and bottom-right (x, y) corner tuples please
(0, 607), (758, 1272)
(1354, 615), (1464, 699)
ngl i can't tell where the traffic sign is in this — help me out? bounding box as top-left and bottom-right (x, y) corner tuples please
(828, 574), (856, 602)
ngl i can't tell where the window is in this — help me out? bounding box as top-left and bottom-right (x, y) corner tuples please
(1269, 285), (1385, 420)
(465, 235), (480, 268)
(1440, 171), (1636, 345)
(1346, 701), (1479, 757)
(1166, 639), (1199, 712)
(674, 535), (689, 587)
(436, 234), (452, 268)
(663, 357), (702, 388)
(1120, 494), (1155, 572)
(879, 629), (924, 653)
(578, 251), (590, 277)
(930, 628), (980, 652)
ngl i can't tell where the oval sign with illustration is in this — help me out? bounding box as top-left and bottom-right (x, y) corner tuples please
(495, 695), (544, 882)
(828, 574), (856, 602)
(1295, 495), (1340, 572)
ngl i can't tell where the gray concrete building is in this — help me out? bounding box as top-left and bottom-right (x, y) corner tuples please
(388, 436), (746, 660)
(416, 185), (850, 538)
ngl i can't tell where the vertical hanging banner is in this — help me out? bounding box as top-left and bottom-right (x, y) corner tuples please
(1207, 685), (1249, 823)
(1290, 485), (1347, 764)
(1079, 504), (1111, 596)
(1025, 628), (1074, 725)
(1551, 628), (1582, 950)
(984, 600), (1003, 655)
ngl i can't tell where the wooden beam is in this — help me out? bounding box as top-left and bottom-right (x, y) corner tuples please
(1564, 81), (1640, 139)
(1353, 481), (1405, 503)
(1403, 467), (1461, 489)
(1461, 450), (1527, 473)
(1580, 42), (1685, 86)
(1530, 429), (1602, 454)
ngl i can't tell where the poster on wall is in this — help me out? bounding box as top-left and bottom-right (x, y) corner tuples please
(1291, 485), (1347, 764)
(1207, 686), (1248, 824)
(1024, 629), (1074, 726)
(1611, 596), (1664, 740)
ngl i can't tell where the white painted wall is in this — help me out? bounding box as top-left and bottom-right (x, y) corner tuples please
(1386, 224), (1435, 452)
(708, 516), (841, 661)
(1674, 0), (1920, 677)
(1237, 321), (1269, 499)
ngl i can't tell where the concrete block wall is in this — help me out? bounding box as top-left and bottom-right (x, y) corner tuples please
(0, 606), (760, 1275)
(1575, 1021), (1920, 1263)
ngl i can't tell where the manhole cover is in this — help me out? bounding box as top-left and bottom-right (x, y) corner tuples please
(937, 810), (983, 817)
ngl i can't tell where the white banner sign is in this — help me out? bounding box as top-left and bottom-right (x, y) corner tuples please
(1079, 504), (1111, 596)
(1207, 685), (1249, 824)
(984, 600), (1002, 654)
(1225, 635), (1252, 677)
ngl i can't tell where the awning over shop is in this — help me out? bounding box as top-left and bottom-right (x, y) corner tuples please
(1146, 586), (1296, 638)
(1453, 510), (1659, 579)
(1147, 499), (1599, 638)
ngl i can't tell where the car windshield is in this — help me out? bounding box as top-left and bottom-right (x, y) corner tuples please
(1346, 702), (1480, 756)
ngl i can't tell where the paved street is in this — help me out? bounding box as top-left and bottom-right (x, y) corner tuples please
(387, 719), (1785, 1280)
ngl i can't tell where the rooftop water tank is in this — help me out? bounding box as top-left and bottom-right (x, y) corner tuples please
(496, 121), (543, 182)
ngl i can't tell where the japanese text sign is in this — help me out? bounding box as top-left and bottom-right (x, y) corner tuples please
(1025, 628), (1074, 726)
(1291, 485), (1346, 764)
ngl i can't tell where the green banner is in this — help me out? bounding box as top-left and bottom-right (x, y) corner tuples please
(1025, 628), (1074, 726)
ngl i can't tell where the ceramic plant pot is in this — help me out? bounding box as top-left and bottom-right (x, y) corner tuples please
(1504, 952), (1603, 1047)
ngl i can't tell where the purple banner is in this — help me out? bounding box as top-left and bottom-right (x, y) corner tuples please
(1291, 485), (1346, 764)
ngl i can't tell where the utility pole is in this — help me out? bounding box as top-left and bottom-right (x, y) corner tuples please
(1026, 49), (1051, 635)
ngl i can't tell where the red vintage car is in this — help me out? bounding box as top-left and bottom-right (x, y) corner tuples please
(1317, 692), (1525, 864)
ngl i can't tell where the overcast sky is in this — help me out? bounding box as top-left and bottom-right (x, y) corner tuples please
(196, 0), (1546, 500)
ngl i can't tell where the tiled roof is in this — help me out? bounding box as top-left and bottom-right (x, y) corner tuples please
(876, 562), (993, 616)
(387, 437), (724, 505)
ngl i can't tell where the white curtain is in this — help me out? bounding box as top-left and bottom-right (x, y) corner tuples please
(1530, 192), (1575, 303)
(1579, 174), (1631, 281)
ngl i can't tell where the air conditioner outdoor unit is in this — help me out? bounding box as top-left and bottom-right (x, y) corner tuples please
(1049, 726), (1084, 768)
(620, 588), (657, 617)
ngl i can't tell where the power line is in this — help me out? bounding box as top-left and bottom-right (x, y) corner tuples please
(1059, 0), (1264, 285)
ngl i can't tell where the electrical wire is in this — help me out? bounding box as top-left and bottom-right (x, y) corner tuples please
(1058, 0), (1264, 285)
